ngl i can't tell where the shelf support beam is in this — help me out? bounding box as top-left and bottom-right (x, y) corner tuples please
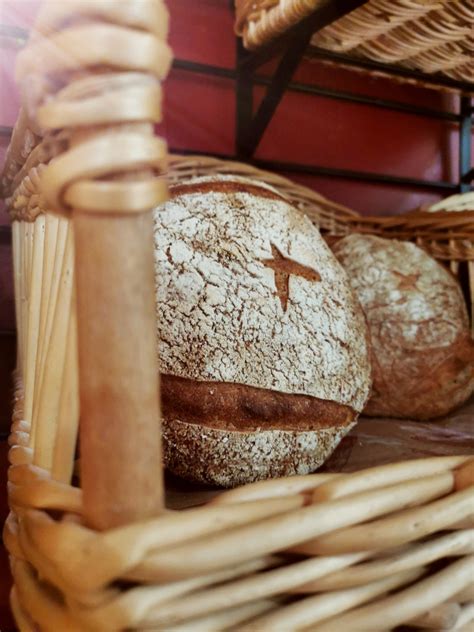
(236, 39), (254, 158)
(236, 0), (368, 159)
(459, 96), (473, 193)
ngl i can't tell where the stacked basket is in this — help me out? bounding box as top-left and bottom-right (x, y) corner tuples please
(2, 1), (474, 630)
(235, 0), (474, 85)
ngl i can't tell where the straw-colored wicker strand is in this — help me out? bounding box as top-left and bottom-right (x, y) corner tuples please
(31, 214), (59, 445)
(16, 222), (24, 372)
(454, 603), (474, 631)
(9, 165), (46, 222)
(212, 472), (341, 504)
(11, 558), (84, 632)
(16, 23), (172, 85)
(131, 473), (456, 581)
(455, 585), (474, 603)
(292, 484), (474, 555)
(21, 222), (33, 413)
(25, 502), (300, 594)
(51, 302), (79, 483)
(291, 530), (474, 592)
(407, 602), (461, 630)
(11, 221), (22, 371)
(10, 586), (37, 632)
(310, 455), (469, 502)
(32, 216), (69, 427)
(8, 468), (82, 514)
(8, 142), (60, 208)
(23, 216), (45, 426)
(125, 553), (369, 628)
(41, 131), (168, 216)
(163, 599), (278, 632)
(237, 0), (474, 86)
(32, 225), (74, 472)
(242, 567), (425, 631)
(235, 0), (323, 50)
(311, 0), (441, 53)
(214, 456), (469, 505)
(310, 555), (474, 631)
(66, 561), (280, 630)
(37, 72), (163, 131)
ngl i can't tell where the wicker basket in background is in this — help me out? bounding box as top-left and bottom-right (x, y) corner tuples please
(235, 0), (474, 86)
(167, 155), (474, 328)
(2, 1), (474, 631)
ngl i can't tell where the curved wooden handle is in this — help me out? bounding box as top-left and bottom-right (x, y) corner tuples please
(17, 0), (172, 529)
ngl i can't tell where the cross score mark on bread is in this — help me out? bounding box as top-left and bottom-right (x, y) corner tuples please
(261, 244), (321, 311)
(392, 271), (420, 292)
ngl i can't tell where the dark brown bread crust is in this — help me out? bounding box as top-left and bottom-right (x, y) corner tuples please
(161, 374), (356, 431)
(365, 331), (474, 420)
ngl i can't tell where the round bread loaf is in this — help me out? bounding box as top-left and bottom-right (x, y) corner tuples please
(153, 176), (371, 486)
(332, 234), (474, 420)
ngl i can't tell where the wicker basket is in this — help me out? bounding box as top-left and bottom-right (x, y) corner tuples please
(235, 0), (474, 86)
(2, 1), (474, 630)
(167, 155), (474, 329)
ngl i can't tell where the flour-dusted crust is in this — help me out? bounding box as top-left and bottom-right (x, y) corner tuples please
(153, 176), (371, 485)
(154, 175), (371, 410)
(333, 234), (474, 420)
(163, 417), (354, 488)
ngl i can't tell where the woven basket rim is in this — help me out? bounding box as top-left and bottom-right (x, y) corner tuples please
(167, 153), (361, 217)
(167, 153), (474, 232)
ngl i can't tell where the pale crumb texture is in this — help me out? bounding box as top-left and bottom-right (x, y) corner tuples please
(153, 175), (371, 411)
(333, 234), (474, 420)
(163, 417), (354, 487)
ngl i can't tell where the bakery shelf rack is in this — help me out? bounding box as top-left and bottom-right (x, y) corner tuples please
(1, 2), (473, 196)
(233, 0), (474, 194)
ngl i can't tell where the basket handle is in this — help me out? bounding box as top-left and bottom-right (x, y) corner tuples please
(16, 0), (173, 529)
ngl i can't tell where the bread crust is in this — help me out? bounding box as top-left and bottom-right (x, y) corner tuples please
(333, 234), (474, 420)
(163, 417), (354, 487)
(161, 373), (356, 430)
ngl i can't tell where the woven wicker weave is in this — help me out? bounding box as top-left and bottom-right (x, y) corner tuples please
(235, 0), (474, 86)
(2, 1), (474, 630)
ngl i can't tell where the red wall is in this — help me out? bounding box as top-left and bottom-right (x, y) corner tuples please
(0, 0), (473, 333)
(164, 0), (471, 216)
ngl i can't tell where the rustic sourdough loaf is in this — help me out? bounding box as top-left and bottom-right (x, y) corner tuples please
(333, 234), (474, 420)
(153, 176), (371, 486)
